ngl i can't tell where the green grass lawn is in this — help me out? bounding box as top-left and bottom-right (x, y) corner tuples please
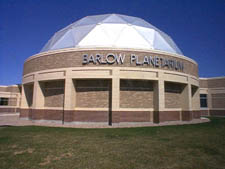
(0, 117), (225, 169)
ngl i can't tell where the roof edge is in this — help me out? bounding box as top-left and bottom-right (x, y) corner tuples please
(199, 76), (225, 80)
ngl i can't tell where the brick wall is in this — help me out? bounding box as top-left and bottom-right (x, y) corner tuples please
(76, 80), (110, 108)
(119, 111), (152, 122)
(211, 93), (225, 108)
(192, 86), (200, 110)
(65, 110), (108, 122)
(20, 108), (201, 123)
(208, 78), (225, 88)
(199, 79), (208, 88)
(0, 107), (17, 113)
(0, 87), (7, 92)
(210, 110), (225, 116)
(0, 85), (21, 93)
(8, 98), (17, 106)
(159, 111), (180, 122)
(23, 50), (198, 77)
(120, 80), (153, 108)
(43, 80), (65, 107)
(165, 82), (182, 108)
(200, 78), (225, 88)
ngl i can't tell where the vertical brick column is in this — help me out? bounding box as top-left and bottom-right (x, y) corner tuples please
(207, 89), (212, 116)
(111, 68), (120, 123)
(16, 93), (20, 108)
(64, 70), (76, 122)
(64, 70), (76, 110)
(32, 74), (44, 109)
(153, 72), (165, 123)
(21, 85), (29, 108)
(181, 79), (192, 121)
(20, 83), (33, 118)
(191, 85), (201, 119)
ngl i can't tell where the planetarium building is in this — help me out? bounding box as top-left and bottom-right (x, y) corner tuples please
(2, 14), (224, 125)
(19, 14), (202, 124)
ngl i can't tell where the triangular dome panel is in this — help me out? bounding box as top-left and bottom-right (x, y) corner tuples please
(114, 25), (152, 49)
(101, 14), (128, 24)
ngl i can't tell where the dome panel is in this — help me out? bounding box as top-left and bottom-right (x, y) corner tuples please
(41, 14), (183, 55)
(50, 30), (75, 50)
(96, 24), (127, 44)
(153, 32), (177, 54)
(78, 25), (113, 47)
(132, 26), (155, 48)
(70, 24), (96, 45)
(114, 25), (152, 49)
(101, 14), (128, 24)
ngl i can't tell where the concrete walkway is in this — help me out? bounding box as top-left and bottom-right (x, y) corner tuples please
(0, 113), (210, 128)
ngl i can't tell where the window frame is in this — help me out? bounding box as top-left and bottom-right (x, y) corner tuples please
(0, 97), (9, 106)
(200, 94), (208, 108)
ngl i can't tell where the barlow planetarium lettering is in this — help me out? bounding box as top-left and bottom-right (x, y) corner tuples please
(83, 53), (184, 71)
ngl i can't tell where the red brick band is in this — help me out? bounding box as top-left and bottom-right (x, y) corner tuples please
(20, 108), (202, 123)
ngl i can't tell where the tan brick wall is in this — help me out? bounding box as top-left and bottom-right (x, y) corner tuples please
(0, 87), (7, 92)
(6, 86), (21, 93)
(43, 81), (64, 107)
(75, 80), (110, 108)
(192, 86), (200, 110)
(120, 80), (153, 108)
(208, 78), (225, 88)
(211, 93), (225, 108)
(44, 90), (64, 107)
(120, 91), (153, 108)
(199, 79), (208, 88)
(23, 50), (198, 77)
(165, 82), (182, 108)
(8, 98), (17, 106)
(200, 78), (225, 88)
(0, 85), (21, 93)
(165, 93), (181, 108)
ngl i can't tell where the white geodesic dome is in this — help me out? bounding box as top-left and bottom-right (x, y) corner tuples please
(41, 14), (183, 55)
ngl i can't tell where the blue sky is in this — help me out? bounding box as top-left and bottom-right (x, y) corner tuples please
(0, 0), (225, 85)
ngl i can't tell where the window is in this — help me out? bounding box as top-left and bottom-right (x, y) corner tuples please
(200, 94), (208, 108)
(0, 98), (9, 106)
(165, 82), (183, 93)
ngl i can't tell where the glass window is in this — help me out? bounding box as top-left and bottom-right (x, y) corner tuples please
(0, 98), (9, 106)
(200, 94), (208, 108)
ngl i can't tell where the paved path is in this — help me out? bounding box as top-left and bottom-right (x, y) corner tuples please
(0, 113), (210, 128)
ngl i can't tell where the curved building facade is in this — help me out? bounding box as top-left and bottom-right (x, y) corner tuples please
(18, 14), (202, 124)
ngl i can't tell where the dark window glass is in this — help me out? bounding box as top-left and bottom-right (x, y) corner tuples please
(0, 98), (9, 106)
(120, 80), (153, 91)
(200, 94), (207, 108)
